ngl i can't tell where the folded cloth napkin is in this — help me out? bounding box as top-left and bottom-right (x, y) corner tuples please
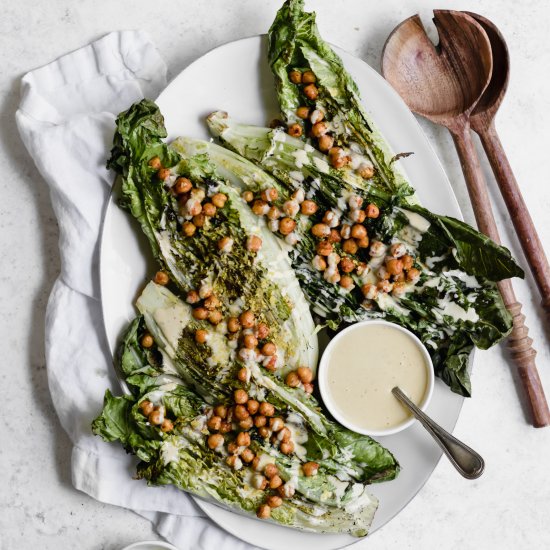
(16, 30), (255, 550)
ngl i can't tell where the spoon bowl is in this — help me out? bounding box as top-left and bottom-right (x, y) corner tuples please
(382, 10), (492, 124)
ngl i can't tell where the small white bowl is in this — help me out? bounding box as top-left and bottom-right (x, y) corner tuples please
(121, 542), (179, 550)
(318, 319), (434, 437)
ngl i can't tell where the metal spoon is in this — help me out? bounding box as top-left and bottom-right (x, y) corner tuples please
(392, 387), (485, 479)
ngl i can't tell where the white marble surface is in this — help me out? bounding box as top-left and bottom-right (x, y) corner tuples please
(1, 1), (550, 549)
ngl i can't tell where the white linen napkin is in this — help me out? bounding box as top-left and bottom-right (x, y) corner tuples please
(16, 30), (255, 550)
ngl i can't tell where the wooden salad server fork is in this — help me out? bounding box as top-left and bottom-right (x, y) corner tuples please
(381, 10), (550, 427)
(465, 11), (550, 322)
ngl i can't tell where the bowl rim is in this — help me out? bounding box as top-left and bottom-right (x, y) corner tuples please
(121, 541), (179, 550)
(317, 319), (435, 437)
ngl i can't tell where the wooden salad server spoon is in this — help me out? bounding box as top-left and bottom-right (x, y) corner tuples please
(465, 11), (550, 322)
(381, 10), (550, 427)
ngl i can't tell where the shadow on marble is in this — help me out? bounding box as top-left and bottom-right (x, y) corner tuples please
(1, 75), (73, 488)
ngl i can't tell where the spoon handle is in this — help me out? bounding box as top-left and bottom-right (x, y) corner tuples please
(392, 387), (484, 479)
(449, 119), (550, 427)
(473, 121), (550, 320)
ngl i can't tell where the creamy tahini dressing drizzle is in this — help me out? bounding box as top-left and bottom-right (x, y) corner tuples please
(325, 325), (429, 431)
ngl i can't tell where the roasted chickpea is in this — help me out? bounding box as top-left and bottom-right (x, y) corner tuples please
(239, 310), (255, 329)
(217, 237), (233, 252)
(258, 426), (271, 438)
(172, 176), (191, 194)
(219, 421), (232, 434)
(182, 221), (197, 237)
(234, 404), (250, 421)
(211, 193), (227, 208)
(351, 224), (367, 240)
(296, 366), (313, 384)
(386, 258), (404, 275)
(256, 322), (270, 339)
(259, 402), (275, 417)
(302, 462), (319, 477)
(340, 275), (353, 290)
(266, 495), (283, 509)
(161, 419), (174, 433)
(141, 333), (154, 348)
(207, 433), (224, 449)
(342, 239), (359, 255)
(242, 334), (258, 350)
(393, 271), (406, 283)
(278, 483), (296, 499)
(264, 463), (279, 479)
(264, 355), (278, 371)
(296, 106), (310, 119)
(257, 504), (271, 519)
(390, 243), (406, 258)
(186, 200), (202, 217)
(377, 266), (390, 280)
(208, 310), (223, 325)
(139, 400), (154, 416)
(254, 415), (267, 428)
(227, 317), (241, 333)
(242, 190), (254, 203)
(300, 200), (318, 216)
(148, 409), (163, 425)
(356, 236), (370, 248)
(279, 217), (296, 235)
(402, 254), (414, 270)
(252, 199), (269, 216)
(269, 474), (283, 489)
(356, 262), (367, 275)
(377, 280), (393, 293)
(261, 188), (278, 203)
(310, 223), (330, 239)
(278, 427), (292, 443)
(339, 257), (355, 273)
(303, 83), (318, 100)
(148, 156), (162, 170)
(153, 271), (170, 286)
(357, 163), (375, 179)
(288, 123), (303, 137)
(311, 121), (328, 138)
(338, 225), (349, 241)
(202, 203), (216, 218)
(237, 367), (248, 383)
(312, 255), (327, 271)
(407, 267), (421, 283)
(302, 70), (316, 83)
(158, 168), (171, 181)
(192, 213), (207, 228)
(236, 431), (251, 447)
(350, 208), (367, 224)
(303, 383), (314, 394)
(285, 371), (300, 388)
(365, 203), (380, 218)
(195, 329), (209, 344)
(316, 240), (333, 256)
(369, 240), (386, 258)
(207, 415), (222, 431)
(234, 389), (249, 404)
(330, 152), (350, 169)
(269, 417), (284, 432)
(191, 307), (208, 321)
(264, 207), (280, 222)
(361, 283), (378, 300)
(247, 399), (260, 415)
(241, 448), (255, 463)
(261, 342), (276, 356)
(325, 229), (340, 244)
(214, 404), (227, 419)
(318, 134), (334, 152)
(226, 455), (240, 469)
(289, 70), (302, 84)
(203, 295), (219, 310)
(280, 441), (295, 455)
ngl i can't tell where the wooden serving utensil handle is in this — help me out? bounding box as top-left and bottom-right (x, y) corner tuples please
(475, 121), (550, 320)
(449, 118), (550, 427)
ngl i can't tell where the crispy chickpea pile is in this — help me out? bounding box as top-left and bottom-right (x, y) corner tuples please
(138, 400), (174, 433)
(284, 366), (314, 394)
(149, 157), (229, 239)
(185, 282), (225, 327)
(286, 69), (377, 179)
(205, 387), (308, 518)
